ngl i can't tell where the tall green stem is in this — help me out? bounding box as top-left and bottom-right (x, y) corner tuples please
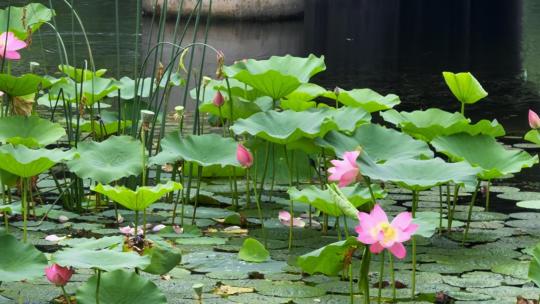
(61, 286), (72, 304)
(358, 246), (371, 303)
(95, 269), (101, 304)
(283, 145), (294, 250)
(411, 190), (418, 300)
(463, 180), (481, 243)
(390, 254), (396, 302)
(22, 177), (28, 243)
(485, 180), (491, 211)
(377, 251), (386, 304)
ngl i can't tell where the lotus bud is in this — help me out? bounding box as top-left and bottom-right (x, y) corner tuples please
(156, 62), (164, 85)
(140, 110), (155, 131)
(174, 105), (185, 122)
(203, 76), (212, 87)
(529, 110), (540, 129)
(236, 143), (254, 168)
(213, 91), (225, 108)
(45, 264), (74, 286)
(334, 87), (341, 97)
(58, 215), (69, 223)
(29, 61), (40, 73)
(216, 50), (225, 79)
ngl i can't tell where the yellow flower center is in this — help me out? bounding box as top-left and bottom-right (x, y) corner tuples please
(370, 222), (397, 245)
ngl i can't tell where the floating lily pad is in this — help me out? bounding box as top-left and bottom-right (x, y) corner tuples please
(255, 281), (326, 298)
(53, 248), (151, 272)
(491, 260), (530, 279)
(238, 238), (270, 263)
(442, 271), (502, 288)
(451, 211), (508, 222)
(498, 191), (540, 201)
(517, 200), (540, 210)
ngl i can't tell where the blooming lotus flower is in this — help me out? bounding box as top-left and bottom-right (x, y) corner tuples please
(530, 110), (540, 129)
(237, 143), (254, 168)
(328, 151), (360, 187)
(45, 264), (74, 286)
(279, 210), (306, 228)
(0, 32), (27, 60)
(213, 91), (225, 107)
(355, 204), (418, 259)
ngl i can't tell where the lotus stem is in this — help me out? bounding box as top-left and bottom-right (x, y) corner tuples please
(245, 168), (251, 208)
(460, 102), (465, 116)
(283, 145), (294, 250)
(411, 190), (418, 300)
(358, 246), (371, 303)
(250, 167), (266, 246)
(22, 177), (28, 243)
(335, 216), (341, 241)
(96, 269), (101, 304)
(218, 107), (226, 136)
(378, 250), (386, 304)
(225, 77), (234, 136)
(191, 166), (203, 225)
(349, 263), (353, 304)
(485, 179), (491, 211)
(364, 177), (377, 207)
(439, 185), (443, 234)
(182, 163), (194, 226)
(343, 215), (349, 238)
(447, 184), (460, 230)
(61, 286), (72, 304)
(463, 180), (481, 244)
(232, 168), (239, 210)
(390, 253), (396, 302)
(257, 142), (271, 203)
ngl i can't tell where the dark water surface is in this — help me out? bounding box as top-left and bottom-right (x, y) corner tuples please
(2, 0), (540, 211)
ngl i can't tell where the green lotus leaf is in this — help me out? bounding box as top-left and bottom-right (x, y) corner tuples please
(47, 77), (118, 105)
(326, 88), (400, 112)
(517, 200), (540, 210)
(413, 211), (443, 238)
(317, 123), (433, 162)
(297, 237), (360, 276)
(143, 238), (182, 275)
(151, 132), (242, 168)
(525, 129), (540, 146)
(58, 64), (107, 81)
(77, 111), (132, 139)
(53, 247), (150, 271)
(360, 156), (481, 191)
(199, 95), (273, 120)
(193, 78), (263, 103)
(0, 145), (76, 178)
(0, 116), (65, 148)
(67, 136), (143, 184)
(288, 184), (386, 217)
(280, 99), (317, 111)
(77, 269), (166, 304)
(327, 184), (361, 219)
(92, 181), (182, 211)
(238, 238), (270, 263)
(223, 54), (326, 100)
(431, 134), (539, 180)
(0, 169), (17, 186)
(382, 108), (505, 141)
(529, 243), (540, 288)
(0, 73), (52, 96)
(108, 76), (154, 99)
(0, 234), (47, 282)
(0, 3), (54, 39)
(443, 71), (488, 105)
(231, 107), (370, 145)
(285, 83), (328, 103)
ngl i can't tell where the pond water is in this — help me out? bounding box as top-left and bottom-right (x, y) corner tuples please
(3, 0), (540, 210)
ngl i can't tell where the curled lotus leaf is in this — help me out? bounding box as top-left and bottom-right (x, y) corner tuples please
(0, 116), (65, 147)
(150, 132), (242, 168)
(223, 54), (326, 100)
(326, 88), (400, 112)
(231, 107), (371, 145)
(58, 64), (107, 81)
(431, 133), (539, 180)
(0, 3), (54, 39)
(317, 123), (433, 162)
(0, 74), (52, 96)
(0, 144), (77, 178)
(443, 71), (488, 105)
(382, 108), (505, 141)
(297, 237), (360, 276)
(525, 129), (540, 146)
(92, 181), (183, 211)
(67, 136), (143, 184)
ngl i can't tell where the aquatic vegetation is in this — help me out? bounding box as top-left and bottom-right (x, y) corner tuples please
(0, 32), (26, 60)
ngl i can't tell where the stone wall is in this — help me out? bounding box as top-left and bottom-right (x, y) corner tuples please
(142, 0), (304, 20)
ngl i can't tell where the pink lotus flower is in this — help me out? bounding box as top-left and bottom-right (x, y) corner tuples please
(152, 224), (166, 232)
(119, 226), (143, 236)
(45, 264), (74, 286)
(529, 110), (540, 129)
(45, 235), (66, 242)
(328, 151), (360, 187)
(213, 91), (225, 107)
(355, 204), (418, 259)
(237, 143), (254, 168)
(279, 210), (306, 228)
(0, 32), (27, 60)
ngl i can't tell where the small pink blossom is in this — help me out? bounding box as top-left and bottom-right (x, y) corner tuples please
(173, 225), (183, 234)
(236, 143), (254, 168)
(530, 110), (540, 129)
(355, 204), (418, 259)
(213, 91), (225, 107)
(152, 224), (166, 232)
(119, 226), (143, 236)
(328, 151), (360, 187)
(279, 210), (306, 228)
(0, 32), (27, 60)
(58, 215), (69, 223)
(45, 264), (74, 286)
(45, 235), (65, 242)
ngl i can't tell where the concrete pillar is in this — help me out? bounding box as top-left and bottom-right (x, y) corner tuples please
(142, 0), (304, 20)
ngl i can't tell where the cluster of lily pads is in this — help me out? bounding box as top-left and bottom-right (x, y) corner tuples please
(3, 2), (540, 304)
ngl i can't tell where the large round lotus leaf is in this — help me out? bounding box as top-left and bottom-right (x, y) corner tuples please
(150, 133), (242, 168)
(231, 107), (370, 144)
(92, 181), (182, 211)
(431, 133), (538, 180)
(442, 71), (488, 105)
(297, 237), (359, 276)
(317, 123), (433, 162)
(443, 271), (503, 288)
(183, 251), (286, 274)
(498, 191), (540, 201)
(451, 211), (509, 222)
(529, 243), (540, 288)
(53, 247), (150, 271)
(108, 76), (153, 99)
(288, 184), (385, 216)
(381, 108), (505, 141)
(491, 260), (530, 279)
(517, 200), (540, 209)
(76, 269), (166, 304)
(0, 116), (65, 148)
(143, 239), (182, 275)
(255, 281), (327, 298)
(223, 54), (326, 100)
(58, 64), (107, 81)
(0, 74), (52, 97)
(525, 129), (540, 146)
(0, 3), (53, 40)
(238, 238), (270, 263)
(284, 83), (328, 103)
(0, 144), (77, 178)
(359, 156), (480, 191)
(326, 88), (400, 112)
(0, 234), (47, 282)
(67, 136), (143, 184)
